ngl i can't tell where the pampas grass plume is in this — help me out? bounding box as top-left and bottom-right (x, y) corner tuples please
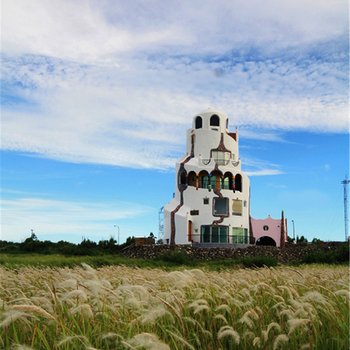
(273, 334), (289, 350)
(217, 326), (240, 344)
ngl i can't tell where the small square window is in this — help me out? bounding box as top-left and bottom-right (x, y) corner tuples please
(213, 197), (229, 217)
(203, 198), (209, 205)
(232, 199), (243, 216)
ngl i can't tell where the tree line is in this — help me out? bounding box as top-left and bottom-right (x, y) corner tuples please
(0, 233), (137, 255)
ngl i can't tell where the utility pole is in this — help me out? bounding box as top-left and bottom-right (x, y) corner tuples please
(291, 220), (295, 241)
(114, 225), (120, 245)
(342, 176), (350, 241)
(158, 207), (164, 241)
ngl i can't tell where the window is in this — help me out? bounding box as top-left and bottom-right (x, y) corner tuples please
(190, 210), (199, 215)
(195, 116), (202, 129)
(219, 228), (228, 243)
(223, 172), (233, 190)
(211, 151), (231, 165)
(201, 225), (210, 243)
(201, 226), (228, 243)
(201, 176), (209, 188)
(235, 174), (242, 192)
(199, 171), (210, 188)
(210, 170), (223, 190)
(232, 199), (243, 216)
(211, 226), (219, 243)
(210, 175), (217, 190)
(232, 227), (248, 244)
(223, 177), (229, 189)
(263, 225), (269, 231)
(188, 171), (197, 187)
(178, 168), (187, 186)
(210, 114), (220, 126)
(203, 197), (209, 205)
(213, 197), (229, 216)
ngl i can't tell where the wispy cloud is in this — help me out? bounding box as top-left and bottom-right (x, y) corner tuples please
(1, 0), (348, 170)
(238, 129), (285, 143)
(245, 169), (283, 177)
(242, 156), (283, 177)
(2, 0), (347, 60)
(1, 197), (153, 242)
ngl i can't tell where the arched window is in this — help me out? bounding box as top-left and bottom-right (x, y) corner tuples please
(178, 168), (187, 186)
(210, 175), (216, 190)
(223, 172), (233, 190)
(199, 170), (209, 188)
(188, 171), (197, 187)
(235, 174), (242, 192)
(210, 170), (223, 190)
(210, 114), (220, 127)
(195, 116), (203, 129)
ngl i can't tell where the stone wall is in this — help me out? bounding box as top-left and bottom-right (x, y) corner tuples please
(120, 242), (348, 264)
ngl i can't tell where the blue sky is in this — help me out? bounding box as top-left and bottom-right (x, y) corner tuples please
(1, 0), (349, 243)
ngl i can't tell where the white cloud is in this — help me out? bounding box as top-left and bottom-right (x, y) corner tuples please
(2, 53), (347, 169)
(0, 197), (153, 242)
(238, 129), (285, 142)
(1, 0), (348, 171)
(245, 169), (283, 176)
(242, 156), (283, 177)
(2, 0), (347, 61)
(1, 0), (190, 62)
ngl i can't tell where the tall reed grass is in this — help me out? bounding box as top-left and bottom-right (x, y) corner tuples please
(0, 265), (348, 349)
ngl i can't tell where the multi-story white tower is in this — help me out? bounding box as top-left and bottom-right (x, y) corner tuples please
(163, 109), (251, 246)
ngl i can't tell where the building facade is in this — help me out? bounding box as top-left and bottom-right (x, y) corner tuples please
(251, 214), (288, 247)
(163, 109), (252, 246)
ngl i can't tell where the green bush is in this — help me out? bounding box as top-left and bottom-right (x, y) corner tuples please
(157, 249), (191, 265)
(240, 255), (278, 268)
(303, 246), (349, 264)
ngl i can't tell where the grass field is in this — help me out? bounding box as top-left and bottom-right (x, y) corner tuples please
(0, 264), (348, 349)
(0, 253), (278, 270)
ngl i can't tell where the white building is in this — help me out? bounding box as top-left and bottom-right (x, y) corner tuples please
(163, 109), (252, 246)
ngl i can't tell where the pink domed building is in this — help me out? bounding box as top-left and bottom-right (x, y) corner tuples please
(251, 213), (288, 247)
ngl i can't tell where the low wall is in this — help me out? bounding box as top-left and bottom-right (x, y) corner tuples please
(120, 242), (348, 264)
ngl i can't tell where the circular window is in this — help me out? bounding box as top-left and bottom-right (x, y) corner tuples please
(263, 225), (269, 231)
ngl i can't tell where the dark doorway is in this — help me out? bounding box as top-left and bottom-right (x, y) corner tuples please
(256, 236), (276, 246)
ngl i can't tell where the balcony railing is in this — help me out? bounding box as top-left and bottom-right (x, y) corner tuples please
(190, 234), (255, 245)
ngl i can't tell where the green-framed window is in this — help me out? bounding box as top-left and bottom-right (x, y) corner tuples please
(201, 226), (229, 244)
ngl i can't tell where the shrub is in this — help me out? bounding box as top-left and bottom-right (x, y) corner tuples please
(240, 255), (278, 268)
(303, 245), (349, 264)
(157, 249), (191, 265)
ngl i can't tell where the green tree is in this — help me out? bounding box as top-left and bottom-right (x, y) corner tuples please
(296, 235), (308, 244)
